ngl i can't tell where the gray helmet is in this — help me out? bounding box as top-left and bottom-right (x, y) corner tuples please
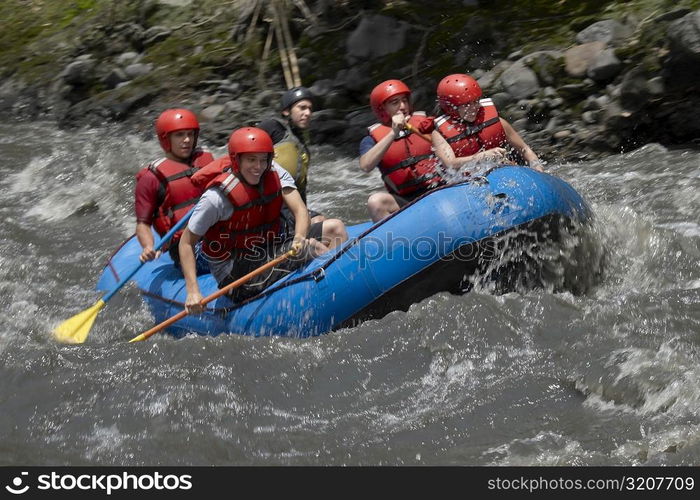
(281, 86), (314, 111)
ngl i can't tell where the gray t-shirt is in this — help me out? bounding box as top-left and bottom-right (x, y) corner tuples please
(187, 163), (296, 283)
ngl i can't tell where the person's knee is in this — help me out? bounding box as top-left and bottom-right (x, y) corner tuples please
(367, 192), (387, 211)
(321, 219), (348, 249)
(324, 218), (348, 240)
(368, 193), (400, 221)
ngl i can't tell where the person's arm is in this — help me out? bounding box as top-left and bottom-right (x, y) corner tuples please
(432, 129), (507, 170)
(136, 222), (160, 262)
(134, 170), (162, 261)
(359, 112), (406, 172)
(501, 118), (543, 171)
(432, 130), (459, 170)
(179, 228), (203, 314)
(281, 186), (310, 254)
(178, 190), (225, 314)
(359, 131), (394, 172)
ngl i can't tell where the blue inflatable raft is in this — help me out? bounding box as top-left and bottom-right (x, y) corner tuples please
(96, 166), (592, 338)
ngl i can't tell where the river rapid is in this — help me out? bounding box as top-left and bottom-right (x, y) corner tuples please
(0, 122), (698, 466)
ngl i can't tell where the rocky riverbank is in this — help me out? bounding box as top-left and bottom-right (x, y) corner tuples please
(1, 0), (699, 162)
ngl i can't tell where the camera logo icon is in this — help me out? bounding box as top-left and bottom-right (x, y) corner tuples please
(5, 472), (29, 495)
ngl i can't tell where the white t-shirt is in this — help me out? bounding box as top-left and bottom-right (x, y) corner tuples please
(187, 163), (296, 283)
(188, 163), (296, 236)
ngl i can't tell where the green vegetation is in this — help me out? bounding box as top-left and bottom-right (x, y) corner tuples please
(0, 0), (697, 120)
(602, 0), (699, 18)
(0, 0), (147, 81)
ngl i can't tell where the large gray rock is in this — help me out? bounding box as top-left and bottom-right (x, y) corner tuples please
(587, 49), (623, 82)
(345, 109), (376, 127)
(582, 94), (609, 111)
(322, 90), (352, 110)
(575, 19), (633, 47)
(251, 89), (278, 108)
(499, 60), (540, 100)
(339, 65), (372, 92)
(477, 60), (512, 93)
(103, 68), (129, 89)
(116, 52), (141, 67)
(667, 10), (700, 60)
(58, 87), (157, 128)
(124, 63), (153, 79)
(61, 55), (97, 86)
(0, 79), (42, 118)
(602, 100), (634, 131)
(619, 68), (652, 111)
(309, 79), (336, 97)
(490, 92), (515, 110)
(558, 81), (596, 102)
(346, 15), (409, 64)
(223, 100), (245, 114)
(663, 10), (700, 92)
(311, 118), (347, 137)
(200, 104), (225, 121)
(564, 42), (606, 78)
(663, 98), (700, 141)
(522, 50), (564, 86)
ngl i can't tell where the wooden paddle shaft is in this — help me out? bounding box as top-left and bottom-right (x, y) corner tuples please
(132, 249), (296, 342)
(405, 123), (432, 143)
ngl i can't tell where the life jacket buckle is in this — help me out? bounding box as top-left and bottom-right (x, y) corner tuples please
(312, 268), (326, 282)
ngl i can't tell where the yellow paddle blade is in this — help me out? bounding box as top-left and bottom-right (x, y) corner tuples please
(128, 333), (147, 343)
(53, 299), (106, 344)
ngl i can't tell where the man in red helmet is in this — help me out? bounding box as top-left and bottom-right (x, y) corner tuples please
(359, 79), (444, 222)
(134, 108), (214, 265)
(179, 127), (347, 312)
(431, 73), (543, 174)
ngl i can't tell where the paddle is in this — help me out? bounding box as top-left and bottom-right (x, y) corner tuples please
(128, 248), (297, 343)
(53, 208), (195, 344)
(405, 123), (433, 143)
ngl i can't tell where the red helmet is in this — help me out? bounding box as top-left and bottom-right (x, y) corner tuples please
(227, 127), (274, 174)
(437, 74), (482, 118)
(370, 79), (411, 123)
(155, 108), (200, 152)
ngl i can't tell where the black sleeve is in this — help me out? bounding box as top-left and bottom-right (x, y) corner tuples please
(256, 118), (286, 144)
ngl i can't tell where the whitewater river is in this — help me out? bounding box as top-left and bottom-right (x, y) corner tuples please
(0, 122), (698, 466)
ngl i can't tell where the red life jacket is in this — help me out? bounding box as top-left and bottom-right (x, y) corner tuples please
(190, 156), (230, 191)
(435, 98), (506, 157)
(136, 149), (214, 242)
(201, 166), (284, 261)
(368, 112), (443, 197)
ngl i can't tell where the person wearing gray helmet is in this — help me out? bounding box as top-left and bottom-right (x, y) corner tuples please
(258, 86), (316, 207)
(256, 87), (347, 251)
